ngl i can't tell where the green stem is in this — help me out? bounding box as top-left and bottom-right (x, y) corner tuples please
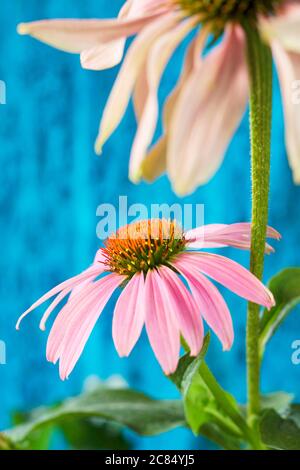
(243, 23), (273, 431)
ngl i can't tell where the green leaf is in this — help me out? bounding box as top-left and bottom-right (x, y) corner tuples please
(199, 423), (241, 451)
(12, 409), (130, 450)
(0, 433), (15, 450)
(169, 334), (244, 448)
(5, 387), (185, 448)
(260, 268), (300, 358)
(184, 373), (241, 439)
(260, 405), (300, 450)
(181, 336), (211, 398)
(169, 333), (210, 391)
(260, 392), (294, 415)
(60, 418), (130, 450)
(184, 373), (215, 434)
(12, 411), (54, 450)
(288, 405), (300, 427)
(169, 334), (215, 434)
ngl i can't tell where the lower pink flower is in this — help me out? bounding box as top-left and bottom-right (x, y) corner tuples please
(17, 220), (279, 379)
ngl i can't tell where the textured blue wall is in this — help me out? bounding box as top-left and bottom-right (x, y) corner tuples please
(0, 0), (300, 450)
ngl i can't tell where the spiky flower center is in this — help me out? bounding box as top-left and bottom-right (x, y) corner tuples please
(103, 219), (186, 278)
(176, 0), (284, 31)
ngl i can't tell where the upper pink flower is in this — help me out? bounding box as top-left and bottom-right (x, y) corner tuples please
(18, 0), (300, 195)
(17, 219), (280, 379)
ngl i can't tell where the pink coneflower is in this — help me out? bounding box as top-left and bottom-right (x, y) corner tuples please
(18, 1), (300, 195)
(17, 220), (279, 379)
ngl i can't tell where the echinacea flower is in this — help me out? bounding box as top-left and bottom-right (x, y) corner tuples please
(17, 219), (279, 379)
(18, 1), (300, 195)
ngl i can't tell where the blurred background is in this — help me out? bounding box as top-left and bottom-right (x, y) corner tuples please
(0, 0), (300, 450)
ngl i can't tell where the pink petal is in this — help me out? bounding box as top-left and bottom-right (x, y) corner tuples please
(39, 288), (74, 331)
(141, 137), (167, 181)
(260, 3), (300, 53)
(80, 41), (125, 70)
(133, 66), (149, 122)
(57, 273), (125, 380)
(177, 252), (275, 309)
(273, 42), (300, 183)
(94, 248), (107, 264)
(40, 249), (106, 330)
(112, 273), (145, 356)
(16, 264), (104, 330)
(46, 277), (109, 364)
(159, 266), (204, 356)
(185, 222), (281, 252)
(95, 12), (181, 154)
(141, 30), (206, 182)
(68, 277), (95, 302)
(167, 25), (249, 195)
(185, 224), (228, 249)
(129, 17), (196, 182)
(17, 12), (160, 54)
(173, 258), (233, 350)
(144, 269), (180, 374)
(80, 1), (134, 71)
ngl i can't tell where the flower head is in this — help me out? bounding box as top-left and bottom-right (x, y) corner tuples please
(17, 219), (279, 379)
(17, 0), (300, 194)
(103, 219), (186, 277)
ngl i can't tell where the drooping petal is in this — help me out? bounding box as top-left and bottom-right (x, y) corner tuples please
(16, 264), (104, 329)
(128, 17), (196, 182)
(133, 66), (149, 122)
(144, 269), (180, 374)
(80, 41), (125, 70)
(159, 266), (204, 356)
(95, 12), (181, 154)
(185, 223), (228, 249)
(173, 257), (233, 350)
(17, 11), (160, 54)
(38, 289), (70, 331)
(185, 222), (281, 252)
(68, 277), (95, 302)
(273, 42), (300, 183)
(80, 1), (135, 71)
(140, 137), (167, 181)
(67, 248), (108, 305)
(178, 252), (275, 309)
(260, 4), (300, 53)
(167, 26), (249, 195)
(141, 29), (206, 182)
(46, 277), (111, 364)
(112, 273), (145, 356)
(57, 274), (125, 380)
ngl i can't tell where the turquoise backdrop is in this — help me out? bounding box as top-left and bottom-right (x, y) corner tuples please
(0, 0), (300, 449)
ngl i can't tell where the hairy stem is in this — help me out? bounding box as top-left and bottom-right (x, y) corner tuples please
(244, 22), (273, 434)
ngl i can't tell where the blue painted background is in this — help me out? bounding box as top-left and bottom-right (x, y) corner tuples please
(0, 0), (300, 450)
